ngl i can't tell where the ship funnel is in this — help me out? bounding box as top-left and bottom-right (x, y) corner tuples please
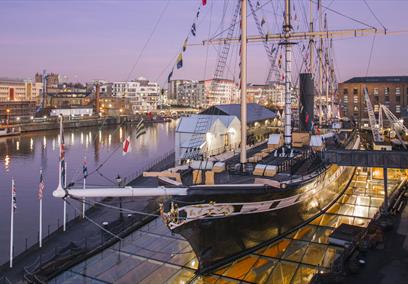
(299, 73), (315, 132)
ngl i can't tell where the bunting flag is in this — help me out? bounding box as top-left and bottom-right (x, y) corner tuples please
(256, 1), (260, 8)
(261, 17), (266, 27)
(202, 0), (207, 6)
(196, 8), (200, 18)
(136, 120), (146, 139)
(191, 23), (196, 36)
(167, 68), (174, 83)
(176, 53), (183, 69)
(38, 170), (45, 200)
(183, 38), (188, 52)
(83, 159), (88, 178)
(12, 179), (17, 212)
(122, 136), (131, 155)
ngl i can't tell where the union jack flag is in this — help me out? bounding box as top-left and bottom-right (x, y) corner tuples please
(38, 170), (45, 200)
(12, 179), (17, 212)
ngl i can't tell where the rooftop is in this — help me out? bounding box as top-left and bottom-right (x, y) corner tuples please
(343, 76), (408, 84)
(200, 103), (276, 123)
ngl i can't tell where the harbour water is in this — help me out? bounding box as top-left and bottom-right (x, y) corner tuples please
(0, 121), (176, 265)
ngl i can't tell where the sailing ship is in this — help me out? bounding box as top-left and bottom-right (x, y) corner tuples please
(53, 0), (393, 273)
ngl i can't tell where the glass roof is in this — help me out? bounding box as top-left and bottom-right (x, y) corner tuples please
(51, 168), (404, 284)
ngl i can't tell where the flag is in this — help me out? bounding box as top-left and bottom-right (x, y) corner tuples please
(122, 136), (131, 155)
(38, 170), (45, 200)
(196, 7), (200, 18)
(83, 159), (88, 178)
(176, 53), (183, 69)
(136, 120), (146, 139)
(191, 23), (196, 36)
(261, 17), (265, 27)
(183, 38), (188, 52)
(167, 69), (174, 83)
(12, 179), (16, 212)
(202, 0), (207, 6)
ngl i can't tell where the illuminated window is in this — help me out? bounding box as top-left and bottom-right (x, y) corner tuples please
(396, 87), (401, 95)
(373, 88), (379, 95)
(396, 105), (401, 113)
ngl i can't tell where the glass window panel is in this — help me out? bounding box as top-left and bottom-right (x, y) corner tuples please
(266, 261), (297, 284)
(244, 257), (277, 284)
(353, 217), (370, 227)
(98, 254), (143, 282)
(191, 276), (219, 284)
(353, 205), (369, 218)
(338, 204), (355, 216)
(370, 198), (383, 207)
(258, 239), (292, 258)
(302, 244), (327, 266)
(319, 214), (339, 228)
(115, 260), (161, 284)
(336, 216), (354, 226)
(216, 276), (240, 283)
(355, 196), (370, 206)
(293, 225), (317, 241)
(321, 247), (343, 268)
(139, 264), (179, 284)
(327, 203), (341, 214)
(368, 207), (378, 218)
(223, 255), (259, 280)
(291, 265), (318, 284)
(311, 227), (333, 244)
(166, 269), (195, 283)
(309, 215), (323, 226)
(282, 240), (309, 262)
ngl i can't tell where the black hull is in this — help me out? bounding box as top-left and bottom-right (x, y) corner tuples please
(168, 165), (355, 272)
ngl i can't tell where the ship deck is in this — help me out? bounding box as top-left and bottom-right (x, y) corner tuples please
(50, 168), (405, 283)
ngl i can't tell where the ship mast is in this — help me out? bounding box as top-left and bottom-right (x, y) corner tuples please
(283, 0), (292, 148)
(240, 0), (248, 164)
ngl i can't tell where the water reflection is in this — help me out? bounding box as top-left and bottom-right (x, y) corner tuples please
(0, 121), (177, 264)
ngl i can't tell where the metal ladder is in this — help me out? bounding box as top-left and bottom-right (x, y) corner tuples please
(183, 116), (211, 160)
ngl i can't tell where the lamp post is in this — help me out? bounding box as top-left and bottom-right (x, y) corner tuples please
(115, 174), (123, 220)
(6, 108), (10, 126)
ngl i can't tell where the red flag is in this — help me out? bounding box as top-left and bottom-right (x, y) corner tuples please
(122, 136), (131, 155)
(202, 0), (207, 6)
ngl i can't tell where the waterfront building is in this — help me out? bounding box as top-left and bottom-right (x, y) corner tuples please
(0, 78), (43, 102)
(99, 95), (132, 116)
(47, 86), (91, 109)
(177, 80), (204, 108)
(0, 101), (37, 123)
(338, 76), (408, 124)
(168, 79), (190, 105)
(35, 72), (60, 93)
(247, 83), (285, 108)
(111, 77), (160, 113)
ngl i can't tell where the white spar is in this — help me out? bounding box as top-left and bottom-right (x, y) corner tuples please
(53, 185), (188, 198)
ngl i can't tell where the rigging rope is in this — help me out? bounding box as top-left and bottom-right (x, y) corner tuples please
(66, 199), (194, 255)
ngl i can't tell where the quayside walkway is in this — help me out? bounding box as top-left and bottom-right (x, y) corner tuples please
(0, 152), (174, 283)
(50, 168), (407, 283)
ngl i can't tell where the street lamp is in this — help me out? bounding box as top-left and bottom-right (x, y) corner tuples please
(6, 109), (10, 126)
(115, 174), (123, 220)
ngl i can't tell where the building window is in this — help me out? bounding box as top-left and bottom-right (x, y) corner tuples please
(343, 96), (348, 103)
(396, 95), (401, 103)
(396, 105), (401, 113)
(385, 96), (390, 103)
(343, 88), (349, 95)
(353, 95), (358, 104)
(354, 106), (359, 112)
(375, 96), (379, 103)
(396, 87), (401, 95)
(353, 88), (358, 95)
(374, 105), (379, 112)
(385, 87), (390, 95)
(373, 88), (379, 95)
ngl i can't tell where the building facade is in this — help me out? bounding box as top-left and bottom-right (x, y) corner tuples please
(0, 78), (43, 102)
(338, 76), (408, 124)
(247, 83), (285, 108)
(111, 77), (160, 113)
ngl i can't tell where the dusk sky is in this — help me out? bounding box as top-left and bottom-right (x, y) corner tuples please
(1, 0), (408, 86)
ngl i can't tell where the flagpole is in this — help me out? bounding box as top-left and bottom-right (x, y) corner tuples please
(82, 177), (86, 219)
(39, 198), (43, 248)
(63, 162), (67, 232)
(9, 178), (14, 268)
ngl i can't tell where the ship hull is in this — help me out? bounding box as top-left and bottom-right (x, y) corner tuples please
(167, 164), (355, 272)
